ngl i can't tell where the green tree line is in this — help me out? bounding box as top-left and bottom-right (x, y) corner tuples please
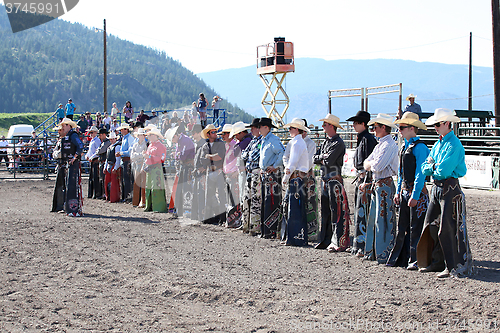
(0, 6), (253, 124)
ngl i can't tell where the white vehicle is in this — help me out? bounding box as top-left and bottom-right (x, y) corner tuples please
(6, 124), (35, 165)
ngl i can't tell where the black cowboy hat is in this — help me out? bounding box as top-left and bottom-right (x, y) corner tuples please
(257, 117), (277, 129)
(246, 118), (261, 128)
(347, 111), (371, 124)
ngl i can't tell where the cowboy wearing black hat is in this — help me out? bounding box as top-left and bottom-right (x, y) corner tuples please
(257, 117), (284, 238)
(346, 111), (378, 257)
(95, 128), (112, 200)
(241, 118), (264, 235)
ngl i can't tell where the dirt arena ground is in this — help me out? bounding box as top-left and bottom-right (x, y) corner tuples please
(1, 174), (500, 332)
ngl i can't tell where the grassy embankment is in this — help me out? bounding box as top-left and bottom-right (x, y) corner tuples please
(0, 113), (53, 136)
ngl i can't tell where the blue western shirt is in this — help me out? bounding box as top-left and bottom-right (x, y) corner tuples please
(259, 132), (284, 169)
(422, 131), (467, 180)
(119, 132), (136, 158)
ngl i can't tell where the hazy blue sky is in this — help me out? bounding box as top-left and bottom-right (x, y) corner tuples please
(2, 0), (495, 74)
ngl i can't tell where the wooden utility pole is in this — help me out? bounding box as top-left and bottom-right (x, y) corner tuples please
(468, 32), (473, 111)
(103, 19), (107, 114)
(492, 1), (500, 128)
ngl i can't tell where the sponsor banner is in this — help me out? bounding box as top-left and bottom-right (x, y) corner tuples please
(342, 149), (357, 178)
(461, 155), (493, 189)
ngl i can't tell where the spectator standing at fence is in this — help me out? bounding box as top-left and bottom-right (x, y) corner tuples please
(130, 128), (148, 208)
(77, 115), (88, 134)
(65, 99), (76, 120)
(314, 114), (350, 252)
(386, 112), (429, 269)
(104, 132), (122, 203)
(95, 112), (103, 129)
(123, 101), (134, 124)
(136, 110), (150, 126)
(241, 118), (263, 235)
(363, 114), (399, 263)
(111, 102), (119, 120)
(85, 126), (101, 199)
(110, 119), (119, 134)
(417, 108), (474, 278)
(403, 94), (422, 114)
(212, 96), (223, 121)
(198, 93), (208, 128)
(346, 111), (378, 257)
(84, 112), (94, 127)
(143, 127), (168, 212)
(0, 136), (8, 167)
(59, 118), (84, 216)
(54, 103), (65, 123)
(258, 117), (285, 239)
(103, 112), (112, 130)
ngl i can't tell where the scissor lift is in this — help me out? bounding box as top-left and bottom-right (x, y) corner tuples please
(257, 37), (294, 127)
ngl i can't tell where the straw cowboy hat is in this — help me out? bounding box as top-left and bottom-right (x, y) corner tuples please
(88, 126), (99, 133)
(283, 118), (310, 132)
(425, 108), (461, 126)
(133, 128), (146, 138)
(164, 126), (178, 147)
(367, 113), (397, 128)
(53, 124), (63, 131)
(347, 110), (371, 124)
(406, 93), (417, 101)
(147, 127), (164, 139)
(229, 121), (250, 138)
(217, 124), (233, 135)
(394, 112), (427, 130)
(116, 123), (132, 131)
(107, 132), (118, 140)
(318, 114), (344, 130)
(60, 117), (77, 128)
(201, 124), (220, 139)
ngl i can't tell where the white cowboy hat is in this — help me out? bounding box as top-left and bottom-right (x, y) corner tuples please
(425, 108), (461, 126)
(60, 117), (77, 128)
(53, 124), (63, 131)
(164, 126), (179, 147)
(88, 126), (99, 132)
(147, 127), (164, 139)
(394, 112), (427, 130)
(406, 93), (417, 101)
(217, 124), (233, 135)
(229, 121), (249, 138)
(283, 118), (310, 132)
(367, 113), (397, 128)
(133, 128), (147, 138)
(201, 124), (220, 139)
(107, 132), (118, 140)
(116, 123), (132, 131)
(144, 124), (158, 132)
(318, 114), (344, 129)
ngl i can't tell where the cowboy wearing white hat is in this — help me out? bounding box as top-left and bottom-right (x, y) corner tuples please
(314, 114), (350, 252)
(143, 124), (169, 212)
(116, 120), (135, 202)
(130, 127), (148, 208)
(417, 108), (472, 278)
(281, 118), (310, 246)
(220, 123), (242, 228)
(104, 129), (122, 204)
(363, 113), (399, 263)
(404, 93), (422, 114)
(85, 125), (102, 199)
(386, 112), (430, 270)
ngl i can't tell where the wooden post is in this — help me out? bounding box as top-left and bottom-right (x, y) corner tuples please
(492, 1), (500, 132)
